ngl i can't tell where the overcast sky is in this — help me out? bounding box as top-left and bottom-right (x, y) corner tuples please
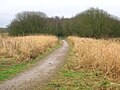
(0, 0), (120, 27)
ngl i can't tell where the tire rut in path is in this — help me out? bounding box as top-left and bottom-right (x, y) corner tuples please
(0, 40), (69, 90)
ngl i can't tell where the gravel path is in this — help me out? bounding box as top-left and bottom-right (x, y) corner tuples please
(0, 40), (69, 90)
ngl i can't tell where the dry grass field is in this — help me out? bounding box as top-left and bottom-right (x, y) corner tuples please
(0, 35), (58, 62)
(67, 36), (120, 83)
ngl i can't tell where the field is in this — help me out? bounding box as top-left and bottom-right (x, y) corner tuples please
(0, 35), (58, 61)
(1, 35), (120, 89)
(67, 36), (120, 82)
(0, 35), (59, 81)
(47, 36), (120, 90)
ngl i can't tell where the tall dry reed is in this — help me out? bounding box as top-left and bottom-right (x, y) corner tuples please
(67, 36), (120, 82)
(0, 35), (58, 61)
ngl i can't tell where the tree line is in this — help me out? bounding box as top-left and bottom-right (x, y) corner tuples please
(0, 27), (7, 33)
(8, 8), (120, 38)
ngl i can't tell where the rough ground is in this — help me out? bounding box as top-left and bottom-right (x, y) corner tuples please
(0, 40), (69, 90)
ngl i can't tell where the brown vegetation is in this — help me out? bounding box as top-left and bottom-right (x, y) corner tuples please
(0, 35), (58, 62)
(67, 36), (120, 83)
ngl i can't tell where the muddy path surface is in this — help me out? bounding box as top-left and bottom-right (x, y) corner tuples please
(0, 40), (69, 90)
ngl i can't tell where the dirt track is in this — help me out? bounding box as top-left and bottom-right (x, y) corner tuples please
(0, 40), (69, 90)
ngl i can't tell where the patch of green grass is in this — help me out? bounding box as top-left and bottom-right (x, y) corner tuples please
(0, 43), (61, 82)
(46, 69), (120, 90)
(0, 63), (26, 81)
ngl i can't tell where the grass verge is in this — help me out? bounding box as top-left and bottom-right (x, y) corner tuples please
(46, 42), (120, 90)
(0, 43), (61, 83)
